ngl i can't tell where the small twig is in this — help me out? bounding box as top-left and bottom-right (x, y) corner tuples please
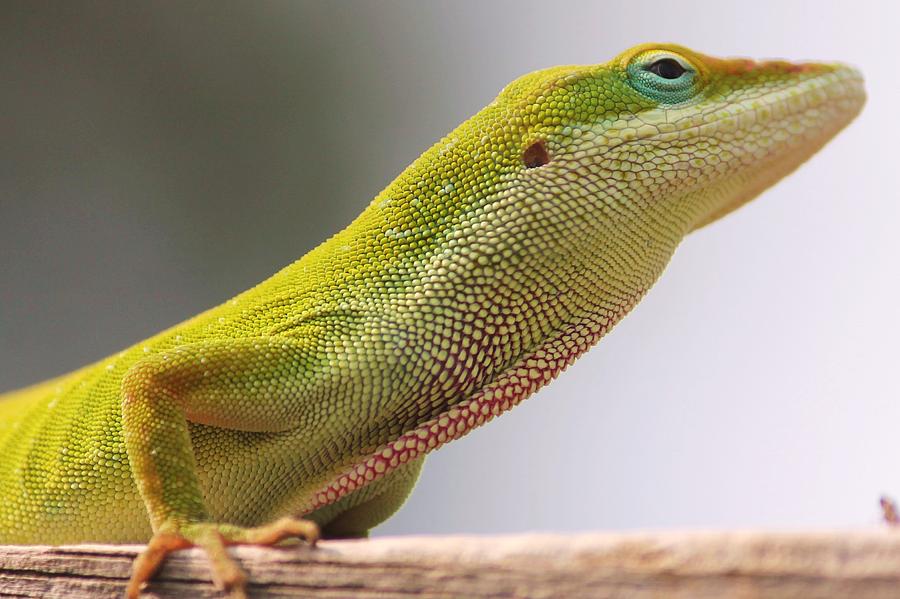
(880, 495), (899, 526)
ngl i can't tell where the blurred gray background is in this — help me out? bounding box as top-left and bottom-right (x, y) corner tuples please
(1, 1), (898, 534)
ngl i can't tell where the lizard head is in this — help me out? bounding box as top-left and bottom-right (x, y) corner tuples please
(367, 44), (864, 301)
(502, 43), (866, 235)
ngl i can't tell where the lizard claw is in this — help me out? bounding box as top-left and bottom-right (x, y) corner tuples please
(126, 517), (319, 598)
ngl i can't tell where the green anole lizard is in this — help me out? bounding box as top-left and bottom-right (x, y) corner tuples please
(0, 44), (865, 597)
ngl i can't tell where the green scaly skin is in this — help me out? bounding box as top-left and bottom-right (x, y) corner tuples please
(0, 44), (864, 597)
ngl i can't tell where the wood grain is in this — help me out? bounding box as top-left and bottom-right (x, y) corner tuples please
(1, 530), (899, 598)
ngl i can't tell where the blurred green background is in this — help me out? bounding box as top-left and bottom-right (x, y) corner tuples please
(1, 1), (898, 535)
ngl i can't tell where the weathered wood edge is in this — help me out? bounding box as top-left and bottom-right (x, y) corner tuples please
(1, 530), (900, 598)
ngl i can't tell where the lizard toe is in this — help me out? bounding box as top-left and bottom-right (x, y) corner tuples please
(127, 518), (319, 597)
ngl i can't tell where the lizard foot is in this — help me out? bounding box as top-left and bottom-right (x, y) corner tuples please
(126, 517), (320, 599)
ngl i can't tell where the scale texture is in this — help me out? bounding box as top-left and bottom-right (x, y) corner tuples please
(0, 44), (864, 595)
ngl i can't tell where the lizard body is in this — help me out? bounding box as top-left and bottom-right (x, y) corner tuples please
(0, 44), (864, 596)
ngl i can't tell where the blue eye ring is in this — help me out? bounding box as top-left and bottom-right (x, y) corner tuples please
(626, 51), (699, 104)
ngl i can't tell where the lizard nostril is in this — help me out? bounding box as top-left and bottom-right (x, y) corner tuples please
(522, 140), (550, 168)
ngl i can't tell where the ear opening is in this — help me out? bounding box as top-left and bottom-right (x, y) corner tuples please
(522, 140), (550, 168)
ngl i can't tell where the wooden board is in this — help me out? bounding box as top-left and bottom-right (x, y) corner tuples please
(1, 530), (900, 598)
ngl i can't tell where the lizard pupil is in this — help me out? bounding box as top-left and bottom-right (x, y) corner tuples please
(522, 140), (550, 168)
(647, 58), (686, 79)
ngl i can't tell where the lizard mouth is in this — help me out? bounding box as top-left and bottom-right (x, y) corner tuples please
(678, 66), (866, 230)
(570, 64), (865, 231)
(664, 64), (865, 156)
(577, 64), (865, 190)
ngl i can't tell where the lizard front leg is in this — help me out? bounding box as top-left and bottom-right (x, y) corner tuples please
(121, 337), (325, 598)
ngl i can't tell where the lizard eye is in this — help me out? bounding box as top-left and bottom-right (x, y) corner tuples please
(626, 51), (699, 104)
(646, 58), (686, 79)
